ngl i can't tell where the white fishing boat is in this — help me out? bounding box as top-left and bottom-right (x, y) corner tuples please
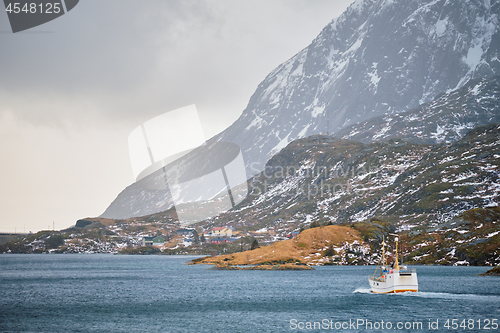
(369, 237), (418, 293)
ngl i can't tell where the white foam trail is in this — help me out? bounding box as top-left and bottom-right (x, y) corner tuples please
(398, 291), (499, 301)
(353, 288), (372, 294)
(352, 289), (499, 301)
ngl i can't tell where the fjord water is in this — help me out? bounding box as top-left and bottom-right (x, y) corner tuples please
(0, 255), (498, 332)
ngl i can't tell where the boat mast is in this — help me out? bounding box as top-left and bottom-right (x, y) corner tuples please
(394, 237), (400, 270)
(382, 236), (386, 267)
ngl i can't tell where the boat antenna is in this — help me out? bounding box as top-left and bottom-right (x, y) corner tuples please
(394, 237), (400, 270)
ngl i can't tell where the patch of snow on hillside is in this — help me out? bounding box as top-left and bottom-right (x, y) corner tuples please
(431, 124), (446, 143)
(291, 62), (304, 77)
(311, 105), (326, 118)
(372, 124), (391, 140)
(462, 18), (490, 74)
(486, 231), (500, 238)
(270, 133), (291, 155)
(347, 37), (363, 54)
(368, 62), (380, 88)
(434, 17), (448, 37)
(453, 122), (475, 136)
(245, 111), (265, 130)
(439, 156), (456, 164)
(329, 58), (349, 77)
(298, 123), (312, 138)
(470, 82), (483, 95)
(442, 171), (478, 183)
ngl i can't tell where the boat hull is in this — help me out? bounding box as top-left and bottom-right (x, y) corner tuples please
(369, 270), (418, 294)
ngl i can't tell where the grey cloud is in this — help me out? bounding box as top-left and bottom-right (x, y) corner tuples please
(0, 0), (354, 134)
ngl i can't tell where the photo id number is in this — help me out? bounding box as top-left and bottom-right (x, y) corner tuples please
(5, 2), (61, 14)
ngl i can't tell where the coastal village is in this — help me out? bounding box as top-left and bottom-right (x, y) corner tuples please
(141, 226), (248, 250)
(0, 214), (304, 257)
(76, 218), (302, 255)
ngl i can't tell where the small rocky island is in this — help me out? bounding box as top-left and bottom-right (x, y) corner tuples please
(189, 225), (371, 270)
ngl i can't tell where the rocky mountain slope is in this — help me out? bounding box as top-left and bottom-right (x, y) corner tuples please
(101, 0), (500, 219)
(337, 76), (500, 144)
(404, 206), (500, 266)
(203, 123), (499, 234)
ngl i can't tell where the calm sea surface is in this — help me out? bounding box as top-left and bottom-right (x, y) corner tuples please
(0, 254), (498, 332)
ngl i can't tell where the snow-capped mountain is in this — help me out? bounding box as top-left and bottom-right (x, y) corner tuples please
(217, 0), (499, 175)
(101, 0), (499, 219)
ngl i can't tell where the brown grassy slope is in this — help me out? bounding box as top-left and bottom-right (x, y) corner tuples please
(192, 225), (363, 266)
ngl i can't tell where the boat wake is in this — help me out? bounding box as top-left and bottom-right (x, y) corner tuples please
(353, 288), (372, 294)
(352, 289), (499, 301)
(400, 291), (500, 301)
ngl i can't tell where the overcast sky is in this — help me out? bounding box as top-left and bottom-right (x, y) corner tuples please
(0, 0), (354, 233)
